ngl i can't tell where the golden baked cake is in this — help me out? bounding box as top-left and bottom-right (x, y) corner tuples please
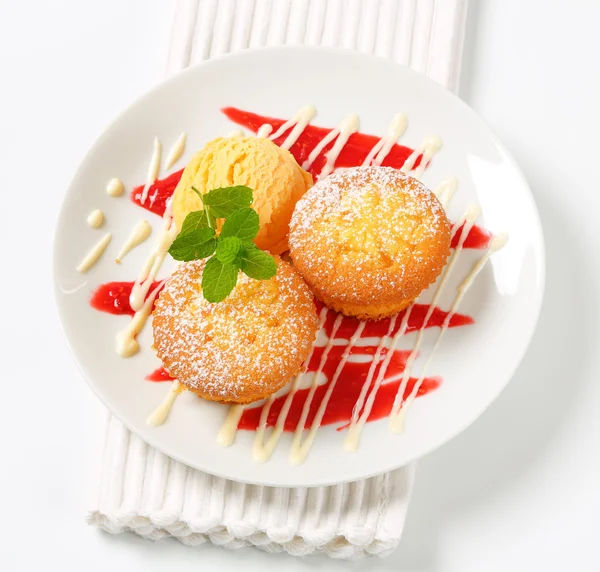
(170, 136), (313, 255)
(152, 256), (318, 403)
(289, 166), (451, 320)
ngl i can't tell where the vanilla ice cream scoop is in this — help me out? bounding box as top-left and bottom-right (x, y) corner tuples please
(171, 136), (313, 254)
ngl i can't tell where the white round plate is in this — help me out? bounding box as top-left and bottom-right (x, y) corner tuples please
(53, 47), (544, 487)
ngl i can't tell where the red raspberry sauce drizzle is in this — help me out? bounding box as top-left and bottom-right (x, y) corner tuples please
(451, 222), (492, 250)
(320, 301), (473, 339)
(90, 281), (163, 316)
(146, 367), (174, 382)
(222, 107), (422, 178)
(131, 168), (183, 217)
(238, 303), (472, 432)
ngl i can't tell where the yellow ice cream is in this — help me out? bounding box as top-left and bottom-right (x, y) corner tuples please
(171, 136), (313, 255)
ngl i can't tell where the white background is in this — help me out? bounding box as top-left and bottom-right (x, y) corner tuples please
(1, 0), (598, 570)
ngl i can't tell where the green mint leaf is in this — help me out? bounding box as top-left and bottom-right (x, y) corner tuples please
(220, 207), (260, 242)
(181, 210), (209, 233)
(201, 256), (239, 302)
(216, 236), (243, 265)
(190, 186), (216, 229)
(168, 228), (216, 261)
(239, 244), (277, 280)
(202, 186), (253, 218)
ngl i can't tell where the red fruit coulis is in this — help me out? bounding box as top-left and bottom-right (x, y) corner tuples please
(146, 367), (174, 382)
(239, 302), (471, 431)
(222, 107), (422, 178)
(130, 168), (183, 217)
(90, 281), (163, 316)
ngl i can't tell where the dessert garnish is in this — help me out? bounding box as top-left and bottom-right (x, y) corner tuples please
(167, 185), (277, 303)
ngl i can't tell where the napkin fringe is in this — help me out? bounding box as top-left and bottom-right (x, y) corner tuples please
(88, 418), (414, 558)
(87, 512), (406, 559)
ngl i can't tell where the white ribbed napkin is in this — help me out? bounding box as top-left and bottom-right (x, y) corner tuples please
(87, 0), (467, 559)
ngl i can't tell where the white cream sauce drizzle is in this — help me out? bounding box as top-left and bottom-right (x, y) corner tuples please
(389, 232), (508, 433)
(115, 219), (152, 263)
(147, 380), (181, 426)
(106, 178), (124, 197)
(302, 114), (360, 178)
(77, 232), (112, 273)
(362, 113), (408, 167)
(87, 209), (104, 228)
(140, 137), (162, 204)
(129, 201), (177, 312)
(343, 315), (399, 451)
(256, 124), (273, 138)
(250, 309), (329, 462)
(217, 405), (245, 446)
(386, 205), (481, 433)
(165, 132), (186, 169)
(227, 129), (245, 137)
(117, 280), (165, 358)
(401, 135), (443, 178)
(120, 200), (177, 357)
(290, 319), (366, 465)
(434, 177), (458, 210)
(258, 106), (434, 180)
(269, 105), (316, 150)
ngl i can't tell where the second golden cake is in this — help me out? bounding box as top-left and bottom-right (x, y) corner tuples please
(289, 166), (451, 320)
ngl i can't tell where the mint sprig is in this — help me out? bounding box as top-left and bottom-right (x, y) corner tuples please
(168, 186), (277, 302)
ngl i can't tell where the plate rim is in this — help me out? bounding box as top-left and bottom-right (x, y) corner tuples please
(52, 45), (546, 487)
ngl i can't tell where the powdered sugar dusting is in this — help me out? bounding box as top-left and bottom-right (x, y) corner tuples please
(152, 258), (318, 402)
(289, 166), (451, 305)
